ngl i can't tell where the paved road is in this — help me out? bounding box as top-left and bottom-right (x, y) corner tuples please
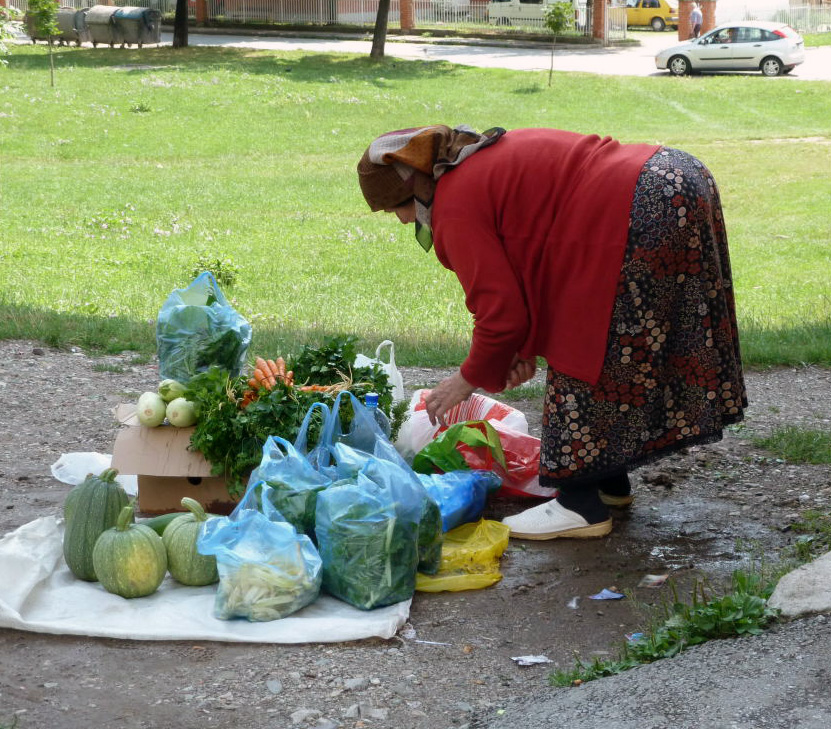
(175, 30), (831, 81)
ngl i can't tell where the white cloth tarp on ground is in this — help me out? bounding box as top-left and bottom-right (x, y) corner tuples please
(0, 517), (409, 643)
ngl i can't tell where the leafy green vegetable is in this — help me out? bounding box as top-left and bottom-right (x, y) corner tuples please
(417, 496), (443, 576)
(156, 299), (251, 383)
(183, 336), (397, 497)
(412, 421), (507, 475)
(262, 479), (326, 540)
(315, 479), (419, 610)
(290, 335), (393, 415)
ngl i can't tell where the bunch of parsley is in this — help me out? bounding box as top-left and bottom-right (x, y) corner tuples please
(184, 336), (393, 497)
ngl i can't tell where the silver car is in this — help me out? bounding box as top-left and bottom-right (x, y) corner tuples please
(655, 21), (805, 77)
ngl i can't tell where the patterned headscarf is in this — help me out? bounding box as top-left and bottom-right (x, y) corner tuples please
(357, 125), (506, 251)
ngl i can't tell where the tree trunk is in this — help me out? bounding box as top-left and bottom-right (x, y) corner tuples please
(371, 0), (391, 59)
(48, 38), (54, 88)
(548, 40), (556, 87)
(172, 0), (188, 49)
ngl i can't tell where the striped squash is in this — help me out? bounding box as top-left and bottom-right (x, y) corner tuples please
(92, 504), (168, 599)
(62, 468), (131, 581)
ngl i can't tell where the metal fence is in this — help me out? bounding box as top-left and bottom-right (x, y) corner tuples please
(9, 1), (828, 36)
(771, 5), (831, 32)
(6, 0), (594, 36)
(607, 4), (626, 41)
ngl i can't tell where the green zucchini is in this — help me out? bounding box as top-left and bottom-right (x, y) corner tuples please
(140, 512), (181, 537)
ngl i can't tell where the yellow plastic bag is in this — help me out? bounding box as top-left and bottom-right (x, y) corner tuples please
(415, 519), (511, 593)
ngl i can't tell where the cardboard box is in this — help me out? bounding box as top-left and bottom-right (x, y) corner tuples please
(111, 404), (239, 516)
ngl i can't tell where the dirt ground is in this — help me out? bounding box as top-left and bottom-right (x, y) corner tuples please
(1, 339), (830, 729)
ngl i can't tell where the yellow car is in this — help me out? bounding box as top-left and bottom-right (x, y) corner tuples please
(626, 0), (679, 32)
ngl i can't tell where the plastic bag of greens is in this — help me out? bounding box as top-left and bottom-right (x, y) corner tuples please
(361, 455), (442, 576)
(322, 391), (403, 467)
(417, 470), (503, 533)
(248, 435), (331, 539)
(293, 401), (336, 477)
(318, 393), (443, 576)
(315, 463), (422, 610)
(417, 494), (443, 575)
(156, 271), (252, 383)
(197, 482), (322, 622)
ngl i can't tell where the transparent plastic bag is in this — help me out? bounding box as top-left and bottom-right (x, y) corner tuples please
(315, 471), (419, 610)
(292, 401), (335, 477)
(415, 519), (511, 593)
(247, 435), (332, 539)
(197, 483), (322, 621)
(317, 392), (443, 575)
(156, 271), (252, 383)
(324, 390), (401, 463)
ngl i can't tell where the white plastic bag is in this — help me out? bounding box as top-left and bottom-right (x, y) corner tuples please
(50, 452), (138, 496)
(354, 340), (405, 402)
(394, 389), (529, 463)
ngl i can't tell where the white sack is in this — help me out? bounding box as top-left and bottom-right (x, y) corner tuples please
(0, 517), (409, 643)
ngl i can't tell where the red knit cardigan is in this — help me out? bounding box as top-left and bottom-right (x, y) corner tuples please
(431, 128), (660, 392)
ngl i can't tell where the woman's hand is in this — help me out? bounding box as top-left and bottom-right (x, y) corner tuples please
(424, 371), (475, 426)
(505, 355), (537, 390)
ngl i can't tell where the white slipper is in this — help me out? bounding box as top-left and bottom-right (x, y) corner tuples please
(502, 500), (613, 540)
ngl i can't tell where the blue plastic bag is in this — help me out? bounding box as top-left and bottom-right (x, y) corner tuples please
(197, 482), (322, 622)
(317, 392), (442, 574)
(156, 271), (252, 383)
(292, 401), (337, 479)
(417, 470), (503, 532)
(315, 469), (419, 610)
(248, 435), (331, 539)
(322, 391), (405, 469)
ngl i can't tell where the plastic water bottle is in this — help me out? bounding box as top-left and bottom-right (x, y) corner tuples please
(365, 392), (392, 440)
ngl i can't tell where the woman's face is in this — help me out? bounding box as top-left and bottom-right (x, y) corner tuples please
(384, 199), (416, 225)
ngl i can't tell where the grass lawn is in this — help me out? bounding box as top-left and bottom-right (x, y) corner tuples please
(804, 33), (831, 47)
(1, 43), (830, 367)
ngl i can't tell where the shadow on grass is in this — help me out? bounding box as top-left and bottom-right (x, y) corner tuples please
(2, 303), (829, 368)
(738, 317), (831, 370)
(0, 303), (471, 366)
(7, 44), (467, 83)
(0, 304), (157, 356)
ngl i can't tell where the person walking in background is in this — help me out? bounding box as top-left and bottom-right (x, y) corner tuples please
(357, 125), (746, 540)
(690, 2), (703, 38)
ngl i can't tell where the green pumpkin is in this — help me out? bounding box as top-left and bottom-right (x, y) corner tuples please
(162, 497), (218, 586)
(62, 468), (131, 581)
(93, 503), (168, 599)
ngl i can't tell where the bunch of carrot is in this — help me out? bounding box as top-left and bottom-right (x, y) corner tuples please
(251, 357), (293, 390)
(240, 357), (294, 408)
(297, 383), (343, 393)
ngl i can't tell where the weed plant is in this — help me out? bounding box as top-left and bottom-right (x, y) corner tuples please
(550, 568), (781, 687)
(1, 45), (830, 365)
(753, 425), (831, 465)
(789, 510), (831, 561)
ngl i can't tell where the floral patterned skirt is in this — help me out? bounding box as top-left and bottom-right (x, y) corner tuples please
(539, 148), (747, 487)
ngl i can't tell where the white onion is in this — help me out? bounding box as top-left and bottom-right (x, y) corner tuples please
(166, 398), (197, 428)
(137, 392), (167, 427)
